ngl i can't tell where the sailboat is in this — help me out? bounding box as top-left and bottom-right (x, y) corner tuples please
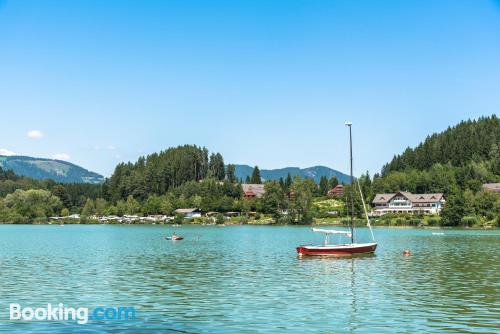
(296, 122), (377, 256)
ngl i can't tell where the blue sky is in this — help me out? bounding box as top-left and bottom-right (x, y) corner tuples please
(1, 0), (499, 177)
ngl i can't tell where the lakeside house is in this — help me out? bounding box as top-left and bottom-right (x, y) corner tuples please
(242, 184), (265, 198)
(175, 208), (202, 219)
(372, 192), (446, 216)
(327, 185), (344, 198)
(482, 183), (500, 193)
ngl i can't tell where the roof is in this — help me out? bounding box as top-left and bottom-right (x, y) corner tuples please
(175, 208), (200, 213)
(372, 193), (396, 204)
(482, 183), (500, 192)
(409, 193), (444, 203)
(372, 192), (444, 204)
(327, 185), (344, 196)
(242, 184), (266, 198)
(398, 191), (413, 200)
(330, 185), (344, 192)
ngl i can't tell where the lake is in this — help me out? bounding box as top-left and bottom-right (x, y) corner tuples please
(0, 225), (498, 333)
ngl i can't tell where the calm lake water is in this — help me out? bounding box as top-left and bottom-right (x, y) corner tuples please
(0, 225), (498, 333)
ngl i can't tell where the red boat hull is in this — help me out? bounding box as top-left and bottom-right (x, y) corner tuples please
(296, 243), (377, 256)
(165, 236), (184, 240)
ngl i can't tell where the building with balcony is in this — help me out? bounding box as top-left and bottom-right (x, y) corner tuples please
(372, 191), (445, 216)
(327, 185), (344, 198)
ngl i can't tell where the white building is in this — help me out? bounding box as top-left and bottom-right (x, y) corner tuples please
(372, 192), (446, 216)
(175, 208), (202, 219)
(482, 183), (500, 193)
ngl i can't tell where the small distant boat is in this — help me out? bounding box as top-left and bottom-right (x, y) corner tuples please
(172, 224), (182, 227)
(296, 122), (377, 257)
(165, 235), (184, 241)
(432, 232), (444, 235)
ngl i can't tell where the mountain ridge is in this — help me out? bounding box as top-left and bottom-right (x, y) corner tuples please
(233, 164), (351, 184)
(0, 155), (104, 184)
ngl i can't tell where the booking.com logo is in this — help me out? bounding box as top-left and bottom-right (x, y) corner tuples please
(9, 303), (136, 324)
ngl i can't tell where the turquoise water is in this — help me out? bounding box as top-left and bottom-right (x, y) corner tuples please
(0, 225), (498, 333)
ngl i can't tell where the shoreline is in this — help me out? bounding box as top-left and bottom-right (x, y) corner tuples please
(0, 221), (496, 229)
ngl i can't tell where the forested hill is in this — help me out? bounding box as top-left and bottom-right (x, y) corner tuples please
(382, 115), (499, 175)
(371, 115), (499, 198)
(104, 145), (226, 201)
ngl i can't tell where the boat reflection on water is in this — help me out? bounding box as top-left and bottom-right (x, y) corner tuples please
(297, 253), (371, 332)
(297, 252), (376, 261)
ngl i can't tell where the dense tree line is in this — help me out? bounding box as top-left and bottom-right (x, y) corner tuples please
(0, 189), (62, 224)
(0, 167), (102, 214)
(382, 115), (499, 176)
(103, 145), (227, 201)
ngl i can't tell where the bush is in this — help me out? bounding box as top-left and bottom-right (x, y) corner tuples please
(408, 218), (422, 226)
(79, 216), (98, 224)
(173, 213), (184, 225)
(9, 213), (29, 224)
(238, 216), (249, 224)
(427, 217), (441, 226)
(461, 216), (479, 227)
(202, 217), (214, 224)
(192, 217), (204, 224)
(275, 216), (292, 224)
(215, 214), (225, 225)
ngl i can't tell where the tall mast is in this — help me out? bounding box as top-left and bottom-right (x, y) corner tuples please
(345, 121), (355, 244)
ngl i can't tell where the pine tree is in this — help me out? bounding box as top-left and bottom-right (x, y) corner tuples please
(319, 176), (329, 195)
(81, 198), (95, 216)
(51, 185), (72, 209)
(250, 166), (262, 184)
(226, 164), (237, 183)
(328, 176), (339, 189)
(285, 173), (292, 189)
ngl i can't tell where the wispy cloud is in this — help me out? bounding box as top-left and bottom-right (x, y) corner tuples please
(93, 144), (116, 151)
(27, 130), (44, 139)
(0, 148), (16, 156)
(52, 153), (70, 161)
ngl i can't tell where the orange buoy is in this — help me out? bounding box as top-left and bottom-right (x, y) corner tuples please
(403, 249), (411, 256)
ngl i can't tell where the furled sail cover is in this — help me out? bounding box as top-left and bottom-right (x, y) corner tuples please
(312, 228), (352, 237)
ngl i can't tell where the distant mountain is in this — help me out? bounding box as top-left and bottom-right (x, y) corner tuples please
(234, 165), (351, 184)
(0, 155), (104, 184)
